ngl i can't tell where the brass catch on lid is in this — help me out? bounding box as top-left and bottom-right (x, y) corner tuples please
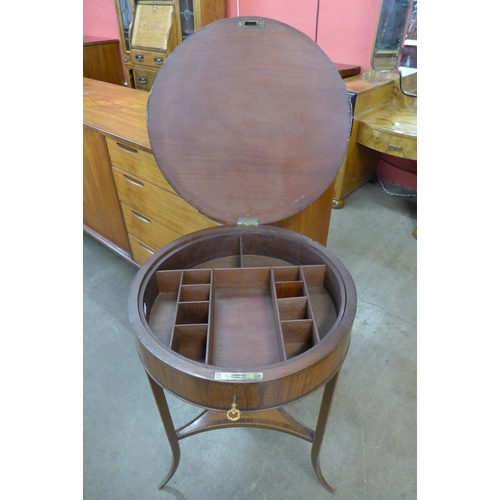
(238, 19), (265, 29)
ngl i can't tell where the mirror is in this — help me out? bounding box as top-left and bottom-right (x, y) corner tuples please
(399, 0), (417, 96)
(371, 0), (412, 71)
(371, 0), (417, 97)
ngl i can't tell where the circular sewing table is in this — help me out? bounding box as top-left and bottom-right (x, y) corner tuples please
(128, 17), (357, 493)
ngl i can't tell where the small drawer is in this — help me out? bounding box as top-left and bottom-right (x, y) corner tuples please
(113, 167), (220, 235)
(131, 49), (167, 68)
(357, 121), (417, 160)
(129, 234), (156, 266)
(121, 202), (181, 251)
(106, 137), (176, 194)
(133, 67), (158, 91)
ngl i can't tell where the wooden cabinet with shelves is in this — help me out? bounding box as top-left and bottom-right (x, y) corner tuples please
(114, 0), (226, 90)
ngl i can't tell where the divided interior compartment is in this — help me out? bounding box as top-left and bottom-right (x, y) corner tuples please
(147, 260), (338, 369)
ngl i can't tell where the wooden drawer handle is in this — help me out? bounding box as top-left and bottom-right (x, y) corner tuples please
(116, 143), (138, 154)
(132, 211), (151, 224)
(123, 174), (143, 187)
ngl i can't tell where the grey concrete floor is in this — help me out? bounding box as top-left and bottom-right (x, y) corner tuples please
(83, 181), (417, 500)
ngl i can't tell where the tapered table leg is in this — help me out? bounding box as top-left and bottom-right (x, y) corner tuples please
(146, 369), (342, 493)
(146, 372), (181, 489)
(311, 370), (341, 494)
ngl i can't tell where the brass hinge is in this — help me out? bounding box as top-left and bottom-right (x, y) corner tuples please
(237, 218), (259, 227)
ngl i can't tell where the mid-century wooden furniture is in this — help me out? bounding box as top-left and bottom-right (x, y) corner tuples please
(127, 17), (357, 493)
(357, 74), (417, 161)
(83, 36), (125, 85)
(356, 72), (417, 237)
(114, 0), (226, 90)
(331, 76), (394, 208)
(331, 73), (417, 208)
(84, 76), (340, 266)
(83, 126), (131, 258)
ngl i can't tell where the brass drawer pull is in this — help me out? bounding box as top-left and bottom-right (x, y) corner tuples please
(116, 143), (138, 154)
(135, 54), (144, 62)
(154, 57), (163, 65)
(138, 76), (147, 85)
(132, 211), (151, 224)
(123, 174), (143, 187)
(226, 401), (241, 422)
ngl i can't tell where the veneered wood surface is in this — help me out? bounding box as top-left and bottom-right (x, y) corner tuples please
(83, 127), (130, 254)
(84, 78), (150, 150)
(129, 225), (357, 411)
(147, 17), (352, 224)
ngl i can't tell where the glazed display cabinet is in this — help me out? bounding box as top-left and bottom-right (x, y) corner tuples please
(114, 0), (226, 89)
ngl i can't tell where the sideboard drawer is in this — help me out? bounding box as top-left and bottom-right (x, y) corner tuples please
(112, 167), (220, 235)
(121, 202), (181, 251)
(128, 234), (156, 266)
(106, 138), (175, 193)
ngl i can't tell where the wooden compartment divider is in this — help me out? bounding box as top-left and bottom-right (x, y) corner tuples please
(274, 266), (321, 359)
(170, 269), (213, 363)
(270, 268), (287, 362)
(149, 264), (332, 367)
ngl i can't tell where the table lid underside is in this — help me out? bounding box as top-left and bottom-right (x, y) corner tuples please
(147, 17), (351, 224)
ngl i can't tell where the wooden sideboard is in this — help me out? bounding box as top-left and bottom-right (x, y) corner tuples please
(83, 78), (337, 266)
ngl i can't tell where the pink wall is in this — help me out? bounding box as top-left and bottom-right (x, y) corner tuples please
(226, 0), (319, 41)
(83, 0), (381, 73)
(224, 0), (382, 73)
(83, 0), (121, 40)
(317, 1), (382, 72)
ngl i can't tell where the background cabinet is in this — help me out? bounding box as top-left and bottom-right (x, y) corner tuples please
(83, 36), (125, 85)
(114, 0), (226, 90)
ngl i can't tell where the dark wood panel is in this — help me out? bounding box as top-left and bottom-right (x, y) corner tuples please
(83, 37), (125, 86)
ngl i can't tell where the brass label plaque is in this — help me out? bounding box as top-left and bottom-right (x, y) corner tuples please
(214, 372), (263, 381)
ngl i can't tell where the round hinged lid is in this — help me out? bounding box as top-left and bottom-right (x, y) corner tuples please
(147, 17), (351, 225)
